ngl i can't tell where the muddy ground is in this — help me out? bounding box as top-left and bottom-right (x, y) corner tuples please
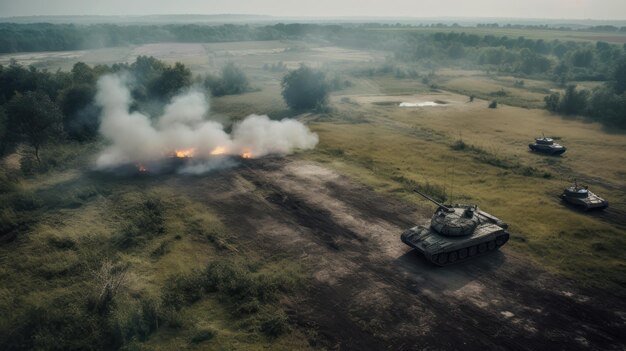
(174, 157), (626, 351)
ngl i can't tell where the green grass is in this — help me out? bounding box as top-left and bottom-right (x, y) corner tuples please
(303, 103), (626, 293)
(0, 167), (311, 350)
(246, 58), (626, 278)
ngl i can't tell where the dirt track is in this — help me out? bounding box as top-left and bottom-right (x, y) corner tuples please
(177, 157), (626, 350)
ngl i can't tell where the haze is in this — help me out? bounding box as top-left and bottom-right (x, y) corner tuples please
(1, 0), (626, 20)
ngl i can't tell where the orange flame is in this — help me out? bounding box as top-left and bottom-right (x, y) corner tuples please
(210, 146), (227, 155)
(137, 164), (147, 172)
(174, 148), (195, 158)
(241, 151), (253, 159)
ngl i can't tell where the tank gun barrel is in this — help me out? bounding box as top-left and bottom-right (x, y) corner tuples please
(413, 188), (454, 212)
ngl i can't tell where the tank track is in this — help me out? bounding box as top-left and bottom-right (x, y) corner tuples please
(528, 144), (566, 155)
(427, 232), (510, 266)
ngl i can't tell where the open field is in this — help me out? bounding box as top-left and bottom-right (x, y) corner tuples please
(2, 40), (625, 349)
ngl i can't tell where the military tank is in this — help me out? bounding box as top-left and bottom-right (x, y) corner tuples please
(401, 189), (510, 266)
(561, 180), (608, 210)
(529, 136), (566, 155)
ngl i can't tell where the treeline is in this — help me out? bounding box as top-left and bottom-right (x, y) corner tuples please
(477, 23), (626, 32)
(3, 23), (624, 82)
(544, 59), (626, 128)
(0, 23), (341, 53)
(395, 31), (625, 82)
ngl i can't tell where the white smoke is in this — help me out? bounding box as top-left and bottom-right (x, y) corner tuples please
(94, 74), (318, 170)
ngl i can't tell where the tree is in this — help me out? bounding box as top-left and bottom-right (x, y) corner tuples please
(588, 87), (626, 128)
(0, 107), (7, 155)
(559, 85), (589, 115)
(71, 62), (96, 85)
(5, 91), (63, 164)
(220, 62), (249, 95)
(570, 49), (594, 67)
(149, 62), (191, 100)
(281, 65), (329, 110)
(613, 57), (626, 94)
(58, 84), (99, 141)
(544, 93), (560, 112)
(204, 62), (250, 96)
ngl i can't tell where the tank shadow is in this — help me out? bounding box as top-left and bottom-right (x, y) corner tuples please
(393, 248), (508, 292)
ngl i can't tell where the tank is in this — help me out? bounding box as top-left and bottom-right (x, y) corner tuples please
(401, 189), (510, 266)
(561, 181), (608, 210)
(529, 136), (566, 155)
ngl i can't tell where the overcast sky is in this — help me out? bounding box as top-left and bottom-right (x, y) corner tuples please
(1, 0), (625, 20)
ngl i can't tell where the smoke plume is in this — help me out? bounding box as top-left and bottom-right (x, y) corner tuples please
(95, 74), (318, 170)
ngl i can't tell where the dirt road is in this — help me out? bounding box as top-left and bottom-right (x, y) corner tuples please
(177, 158), (626, 350)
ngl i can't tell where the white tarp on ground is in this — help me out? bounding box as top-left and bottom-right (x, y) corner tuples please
(399, 101), (446, 107)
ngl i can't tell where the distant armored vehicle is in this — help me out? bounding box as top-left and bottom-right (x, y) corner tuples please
(401, 189), (510, 266)
(529, 136), (566, 155)
(561, 181), (608, 210)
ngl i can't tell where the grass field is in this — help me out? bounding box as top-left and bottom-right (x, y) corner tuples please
(1, 39), (625, 348)
(304, 92), (626, 291)
(205, 43), (626, 292)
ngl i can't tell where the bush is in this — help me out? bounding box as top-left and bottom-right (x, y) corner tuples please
(58, 84), (100, 141)
(488, 100), (498, 108)
(111, 297), (162, 343)
(544, 92), (561, 112)
(189, 328), (216, 344)
(162, 272), (206, 310)
(115, 198), (165, 248)
(281, 65), (329, 110)
(204, 62), (250, 96)
(559, 85), (589, 115)
(259, 309), (289, 337)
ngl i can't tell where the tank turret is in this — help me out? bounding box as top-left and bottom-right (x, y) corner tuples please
(401, 189), (510, 266)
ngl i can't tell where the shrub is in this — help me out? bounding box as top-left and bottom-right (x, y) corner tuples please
(544, 92), (561, 112)
(115, 198), (165, 248)
(559, 85), (589, 115)
(204, 62), (250, 96)
(488, 100), (498, 108)
(112, 297), (162, 343)
(162, 272), (206, 310)
(259, 310), (289, 337)
(189, 328), (216, 344)
(281, 65), (329, 110)
(90, 259), (129, 314)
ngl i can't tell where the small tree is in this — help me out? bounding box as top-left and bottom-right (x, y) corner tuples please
(559, 85), (589, 115)
(281, 65), (329, 110)
(204, 62), (250, 96)
(5, 91), (63, 164)
(544, 93), (560, 112)
(220, 62), (249, 95)
(0, 107), (7, 156)
(149, 62), (191, 100)
(613, 57), (626, 94)
(58, 84), (99, 141)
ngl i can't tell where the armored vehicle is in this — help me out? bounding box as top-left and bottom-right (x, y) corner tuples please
(529, 136), (566, 155)
(401, 189), (510, 266)
(561, 181), (608, 210)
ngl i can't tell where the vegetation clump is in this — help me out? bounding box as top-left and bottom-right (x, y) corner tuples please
(281, 64), (329, 110)
(204, 62), (251, 96)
